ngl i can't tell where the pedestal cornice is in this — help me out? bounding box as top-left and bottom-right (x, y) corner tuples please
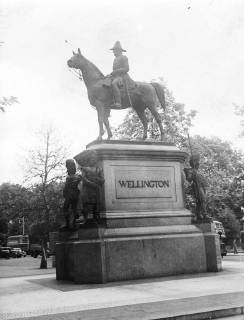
(74, 140), (188, 163)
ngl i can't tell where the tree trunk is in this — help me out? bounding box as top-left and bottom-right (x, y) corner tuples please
(40, 241), (47, 269)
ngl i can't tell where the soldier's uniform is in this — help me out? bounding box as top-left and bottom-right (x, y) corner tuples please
(110, 41), (134, 108)
(62, 159), (82, 229)
(80, 166), (104, 221)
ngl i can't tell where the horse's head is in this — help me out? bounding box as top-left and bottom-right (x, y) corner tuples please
(67, 48), (85, 69)
(67, 48), (104, 84)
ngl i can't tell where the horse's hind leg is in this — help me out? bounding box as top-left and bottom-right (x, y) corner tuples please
(148, 105), (164, 141)
(135, 109), (148, 140)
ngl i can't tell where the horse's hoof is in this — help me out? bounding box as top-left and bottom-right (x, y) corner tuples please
(96, 136), (103, 141)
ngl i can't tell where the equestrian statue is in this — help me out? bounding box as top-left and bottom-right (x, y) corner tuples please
(67, 41), (166, 141)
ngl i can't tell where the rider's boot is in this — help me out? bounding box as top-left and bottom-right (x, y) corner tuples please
(111, 84), (122, 108)
(111, 102), (121, 108)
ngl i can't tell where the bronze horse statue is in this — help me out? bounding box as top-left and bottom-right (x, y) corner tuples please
(67, 49), (166, 140)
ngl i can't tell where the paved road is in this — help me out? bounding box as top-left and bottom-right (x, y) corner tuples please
(0, 252), (242, 278)
(224, 252), (244, 262)
(1, 257), (244, 320)
(1, 253), (244, 320)
(0, 256), (55, 278)
(216, 317), (244, 320)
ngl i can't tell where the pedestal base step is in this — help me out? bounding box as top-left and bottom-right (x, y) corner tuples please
(56, 223), (221, 283)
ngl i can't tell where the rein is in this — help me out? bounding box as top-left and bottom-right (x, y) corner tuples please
(68, 67), (83, 81)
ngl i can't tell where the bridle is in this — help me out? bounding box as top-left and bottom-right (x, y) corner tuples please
(65, 40), (83, 80)
(68, 67), (83, 81)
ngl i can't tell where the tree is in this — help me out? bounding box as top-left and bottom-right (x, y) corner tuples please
(0, 216), (8, 245)
(184, 135), (244, 240)
(24, 127), (67, 268)
(30, 221), (50, 268)
(188, 136), (244, 213)
(217, 208), (240, 244)
(0, 96), (19, 112)
(24, 127), (67, 219)
(0, 183), (33, 236)
(114, 80), (197, 145)
(0, 180), (64, 254)
(28, 182), (64, 233)
(234, 103), (244, 136)
(115, 83), (244, 241)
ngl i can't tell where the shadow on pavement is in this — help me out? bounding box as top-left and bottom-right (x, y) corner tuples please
(28, 268), (229, 292)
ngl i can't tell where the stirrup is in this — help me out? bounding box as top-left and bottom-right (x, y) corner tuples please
(110, 102), (122, 109)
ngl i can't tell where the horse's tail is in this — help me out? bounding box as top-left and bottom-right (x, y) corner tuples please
(151, 82), (166, 110)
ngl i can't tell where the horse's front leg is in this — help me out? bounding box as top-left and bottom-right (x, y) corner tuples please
(96, 106), (105, 140)
(103, 108), (112, 140)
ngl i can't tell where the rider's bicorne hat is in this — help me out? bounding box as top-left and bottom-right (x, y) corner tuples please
(110, 41), (126, 52)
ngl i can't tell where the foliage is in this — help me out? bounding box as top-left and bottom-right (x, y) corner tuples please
(0, 128), (67, 264)
(0, 183), (33, 235)
(183, 135), (244, 241)
(114, 80), (197, 145)
(0, 96), (19, 112)
(234, 103), (244, 137)
(24, 127), (67, 185)
(183, 135), (244, 240)
(28, 182), (64, 233)
(23, 127), (67, 267)
(0, 217), (8, 234)
(30, 221), (49, 244)
(24, 127), (67, 223)
(0, 216), (8, 245)
(115, 83), (244, 241)
(216, 208), (240, 242)
(0, 181), (64, 238)
(189, 135), (244, 219)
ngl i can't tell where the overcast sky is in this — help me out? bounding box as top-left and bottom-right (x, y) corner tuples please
(1, 0), (244, 184)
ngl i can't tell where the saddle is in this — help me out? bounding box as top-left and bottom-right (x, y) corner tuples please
(102, 77), (114, 87)
(102, 75), (138, 108)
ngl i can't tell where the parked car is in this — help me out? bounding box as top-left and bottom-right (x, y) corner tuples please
(0, 247), (11, 259)
(10, 248), (23, 258)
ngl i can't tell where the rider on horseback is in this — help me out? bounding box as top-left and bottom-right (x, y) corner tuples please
(109, 41), (134, 109)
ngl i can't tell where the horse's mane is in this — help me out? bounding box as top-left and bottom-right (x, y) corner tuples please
(84, 57), (104, 79)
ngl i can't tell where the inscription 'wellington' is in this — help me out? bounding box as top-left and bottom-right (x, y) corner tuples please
(118, 180), (170, 189)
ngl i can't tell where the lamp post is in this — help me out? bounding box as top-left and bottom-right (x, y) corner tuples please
(241, 179), (244, 209)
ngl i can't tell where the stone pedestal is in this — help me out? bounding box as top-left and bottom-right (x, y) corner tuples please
(56, 140), (221, 283)
(196, 222), (222, 272)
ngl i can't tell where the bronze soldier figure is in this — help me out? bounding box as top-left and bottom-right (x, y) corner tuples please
(109, 41), (133, 109)
(62, 159), (82, 229)
(80, 150), (104, 222)
(184, 154), (211, 221)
